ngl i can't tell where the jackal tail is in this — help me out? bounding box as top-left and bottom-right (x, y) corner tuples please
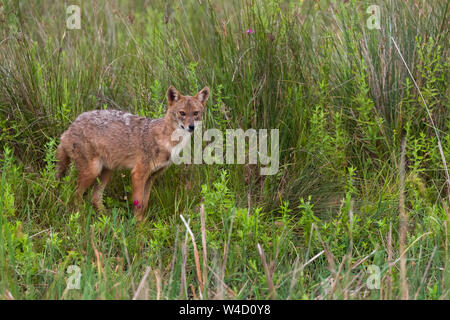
(56, 143), (70, 179)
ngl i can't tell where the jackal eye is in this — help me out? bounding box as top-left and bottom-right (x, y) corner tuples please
(179, 111), (186, 116)
(193, 111), (199, 116)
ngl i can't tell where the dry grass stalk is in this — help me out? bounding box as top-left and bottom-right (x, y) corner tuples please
(180, 214), (204, 295)
(154, 269), (162, 300)
(91, 230), (105, 279)
(287, 256), (301, 299)
(313, 224), (336, 272)
(200, 204), (208, 297)
(180, 236), (188, 299)
(4, 290), (15, 300)
(414, 246), (437, 299)
(329, 255), (346, 299)
(221, 209), (236, 290)
(257, 243), (277, 299)
(132, 266), (151, 300)
(208, 263), (236, 299)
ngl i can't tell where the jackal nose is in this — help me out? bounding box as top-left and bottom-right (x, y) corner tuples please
(188, 124), (195, 132)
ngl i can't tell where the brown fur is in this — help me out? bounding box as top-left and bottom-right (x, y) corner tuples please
(56, 86), (210, 221)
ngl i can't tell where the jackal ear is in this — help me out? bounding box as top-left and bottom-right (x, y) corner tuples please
(166, 86), (180, 106)
(195, 86), (210, 106)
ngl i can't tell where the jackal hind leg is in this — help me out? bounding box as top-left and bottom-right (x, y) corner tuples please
(75, 157), (103, 206)
(91, 168), (113, 212)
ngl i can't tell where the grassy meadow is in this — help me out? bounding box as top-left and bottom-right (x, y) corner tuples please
(0, 0), (449, 300)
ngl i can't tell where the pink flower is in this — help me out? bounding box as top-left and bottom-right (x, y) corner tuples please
(246, 28), (254, 36)
(133, 200), (140, 206)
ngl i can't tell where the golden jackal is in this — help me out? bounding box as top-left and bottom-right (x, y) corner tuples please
(56, 86), (210, 221)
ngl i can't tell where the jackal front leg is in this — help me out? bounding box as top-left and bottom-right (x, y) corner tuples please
(131, 163), (150, 222)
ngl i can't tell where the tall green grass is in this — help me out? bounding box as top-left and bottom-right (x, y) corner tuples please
(0, 0), (448, 299)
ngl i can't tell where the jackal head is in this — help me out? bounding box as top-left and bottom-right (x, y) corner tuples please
(165, 85), (210, 132)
